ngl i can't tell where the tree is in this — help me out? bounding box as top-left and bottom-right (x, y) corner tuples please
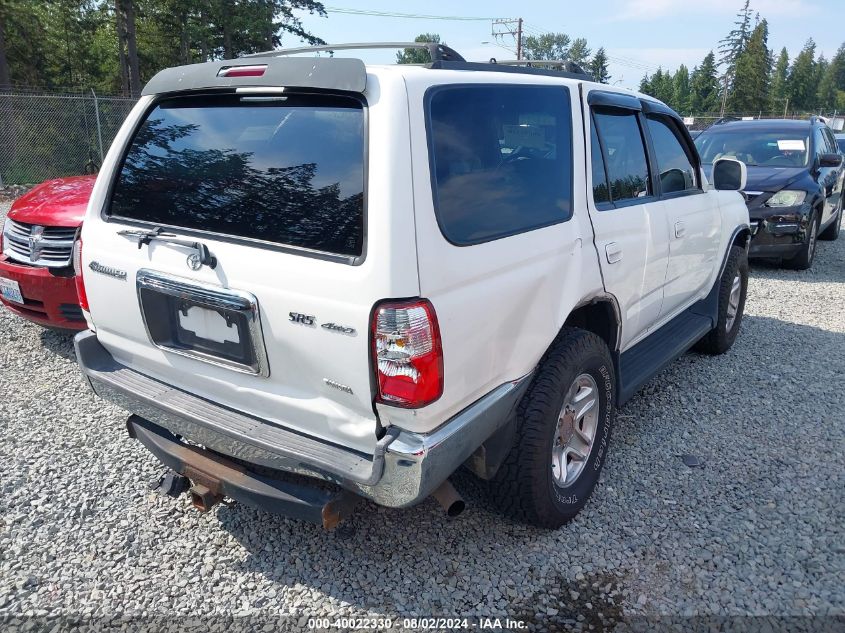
(789, 39), (818, 111)
(590, 47), (609, 83)
(729, 19), (770, 112)
(396, 33), (441, 64)
(672, 65), (691, 113)
(817, 44), (845, 110)
(717, 0), (753, 107)
(567, 38), (591, 67)
(769, 47), (790, 113)
(522, 32), (571, 61)
(690, 51), (720, 113)
(0, 14), (9, 89)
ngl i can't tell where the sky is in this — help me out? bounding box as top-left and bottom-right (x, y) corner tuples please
(290, 0), (843, 89)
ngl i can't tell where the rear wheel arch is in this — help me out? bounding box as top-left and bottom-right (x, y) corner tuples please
(562, 298), (621, 355)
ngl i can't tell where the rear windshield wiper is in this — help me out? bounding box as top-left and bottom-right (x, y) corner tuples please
(118, 227), (218, 270)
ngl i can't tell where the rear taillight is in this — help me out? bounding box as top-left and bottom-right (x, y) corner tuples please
(72, 238), (89, 311)
(371, 299), (443, 408)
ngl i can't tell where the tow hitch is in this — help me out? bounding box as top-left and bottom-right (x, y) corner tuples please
(128, 415), (360, 529)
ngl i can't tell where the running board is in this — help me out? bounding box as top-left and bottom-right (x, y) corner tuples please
(618, 307), (714, 405)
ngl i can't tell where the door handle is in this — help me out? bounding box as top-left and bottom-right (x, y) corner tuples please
(605, 242), (622, 264)
(674, 221), (686, 238)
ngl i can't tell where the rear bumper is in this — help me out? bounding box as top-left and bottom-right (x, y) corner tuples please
(74, 330), (529, 510)
(0, 256), (85, 330)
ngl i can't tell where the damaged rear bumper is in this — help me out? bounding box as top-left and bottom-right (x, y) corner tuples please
(74, 330), (529, 515)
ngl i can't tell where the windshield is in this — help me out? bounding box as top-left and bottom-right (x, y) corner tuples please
(109, 93), (365, 258)
(695, 130), (810, 168)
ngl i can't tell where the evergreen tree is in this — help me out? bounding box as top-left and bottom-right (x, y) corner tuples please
(590, 47), (610, 83)
(717, 0), (753, 107)
(672, 65), (691, 113)
(690, 51), (721, 113)
(729, 19), (770, 112)
(789, 39), (818, 111)
(396, 33), (441, 64)
(817, 44), (845, 110)
(639, 73), (651, 94)
(769, 47), (790, 113)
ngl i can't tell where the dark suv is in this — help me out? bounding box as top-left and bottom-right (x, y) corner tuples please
(696, 117), (843, 269)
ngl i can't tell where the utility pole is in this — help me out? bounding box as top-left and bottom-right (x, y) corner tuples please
(492, 18), (524, 60)
(719, 73), (729, 117)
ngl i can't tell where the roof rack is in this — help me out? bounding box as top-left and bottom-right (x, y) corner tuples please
(493, 59), (590, 75)
(242, 41), (466, 63)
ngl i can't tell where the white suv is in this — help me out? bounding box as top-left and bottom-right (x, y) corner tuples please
(74, 43), (751, 528)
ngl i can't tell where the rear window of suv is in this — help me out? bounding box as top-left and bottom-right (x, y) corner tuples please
(109, 93), (365, 258)
(426, 84), (573, 245)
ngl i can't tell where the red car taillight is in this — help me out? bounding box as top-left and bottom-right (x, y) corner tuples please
(72, 238), (89, 311)
(371, 299), (443, 408)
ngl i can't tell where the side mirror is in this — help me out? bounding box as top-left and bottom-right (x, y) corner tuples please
(819, 152), (843, 167)
(712, 157), (747, 191)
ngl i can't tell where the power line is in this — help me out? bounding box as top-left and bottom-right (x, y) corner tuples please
(324, 7), (495, 21)
(522, 22), (660, 73)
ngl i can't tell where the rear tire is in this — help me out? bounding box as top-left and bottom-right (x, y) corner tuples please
(695, 244), (748, 355)
(491, 328), (615, 528)
(784, 214), (819, 269)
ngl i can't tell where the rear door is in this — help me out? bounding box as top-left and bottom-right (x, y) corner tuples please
(585, 92), (669, 349)
(82, 83), (419, 455)
(818, 126), (843, 225)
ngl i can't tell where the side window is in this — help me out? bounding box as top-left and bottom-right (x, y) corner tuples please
(823, 128), (838, 154)
(645, 116), (699, 194)
(427, 84), (574, 245)
(814, 128), (829, 157)
(590, 119), (611, 204)
(592, 109), (652, 203)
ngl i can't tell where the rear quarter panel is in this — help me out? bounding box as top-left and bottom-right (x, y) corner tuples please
(382, 73), (605, 433)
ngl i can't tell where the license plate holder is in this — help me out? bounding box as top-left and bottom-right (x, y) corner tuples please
(137, 270), (269, 376)
(0, 277), (24, 304)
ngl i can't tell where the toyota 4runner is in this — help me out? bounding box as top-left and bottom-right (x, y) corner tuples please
(74, 43), (751, 529)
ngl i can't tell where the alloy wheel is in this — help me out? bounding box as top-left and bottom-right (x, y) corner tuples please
(551, 373), (599, 488)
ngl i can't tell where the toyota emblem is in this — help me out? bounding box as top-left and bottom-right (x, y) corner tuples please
(186, 253), (203, 271)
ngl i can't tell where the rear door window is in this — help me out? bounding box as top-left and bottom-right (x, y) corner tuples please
(645, 116), (699, 194)
(592, 109), (652, 204)
(426, 84), (573, 245)
(109, 93), (365, 258)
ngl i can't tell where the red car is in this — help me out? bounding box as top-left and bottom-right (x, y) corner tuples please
(0, 175), (95, 331)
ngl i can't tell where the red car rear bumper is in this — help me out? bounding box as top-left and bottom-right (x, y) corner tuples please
(0, 255), (86, 330)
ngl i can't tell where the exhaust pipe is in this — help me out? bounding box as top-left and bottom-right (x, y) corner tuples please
(189, 484), (223, 512)
(431, 480), (465, 517)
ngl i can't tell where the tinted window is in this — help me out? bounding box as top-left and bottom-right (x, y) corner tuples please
(837, 138), (845, 154)
(427, 85), (573, 245)
(695, 129), (810, 167)
(814, 128), (829, 156)
(590, 121), (611, 204)
(822, 128), (838, 154)
(593, 110), (651, 202)
(646, 116), (698, 194)
(110, 94), (365, 258)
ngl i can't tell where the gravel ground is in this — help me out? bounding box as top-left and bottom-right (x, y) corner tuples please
(1, 198), (843, 631)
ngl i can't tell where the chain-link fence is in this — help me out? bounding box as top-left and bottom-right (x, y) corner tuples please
(0, 90), (137, 186)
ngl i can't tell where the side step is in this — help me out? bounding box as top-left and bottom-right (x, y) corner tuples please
(618, 307), (714, 405)
(127, 415), (360, 529)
